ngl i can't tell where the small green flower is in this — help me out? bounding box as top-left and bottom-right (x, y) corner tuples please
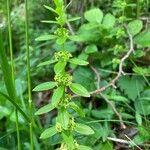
(55, 73), (72, 86)
(56, 122), (63, 132)
(55, 51), (72, 62)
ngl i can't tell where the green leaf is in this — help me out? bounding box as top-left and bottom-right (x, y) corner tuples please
(100, 141), (113, 150)
(69, 102), (85, 117)
(75, 123), (94, 135)
(84, 8), (103, 24)
(134, 90), (150, 115)
(33, 82), (57, 91)
(135, 112), (142, 125)
(73, 67), (96, 91)
(106, 95), (129, 102)
(69, 83), (90, 97)
(85, 44), (98, 54)
(118, 76), (146, 101)
(78, 145), (93, 150)
(44, 5), (57, 14)
(40, 126), (57, 139)
(57, 109), (69, 130)
(35, 34), (57, 41)
(68, 17), (81, 22)
(134, 28), (150, 47)
(37, 59), (57, 67)
(52, 86), (64, 106)
(0, 31), (16, 100)
(69, 58), (89, 66)
(102, 13), (116, 28)
(35, 103), (55, 115)
(41, 20), (58, 24)
(61, 132), (75, 149)
(128, 20), (143, 36)
(54, 61), (66, 74)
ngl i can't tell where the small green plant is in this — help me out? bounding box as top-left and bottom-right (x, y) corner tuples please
(34, 0), (94, 149)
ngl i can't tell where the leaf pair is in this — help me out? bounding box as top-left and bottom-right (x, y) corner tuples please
(40, 123), (94, 139)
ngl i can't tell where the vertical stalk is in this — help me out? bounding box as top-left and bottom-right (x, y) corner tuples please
(136, 0), (140, 18)
(7, 0), (21, 149)
(25, 0), (34, 149)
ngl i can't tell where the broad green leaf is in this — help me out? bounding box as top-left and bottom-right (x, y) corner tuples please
(54, 61), (66, 74)
(44, 5), (57, 14)
(33, 82), (57, 91)
(85, 44), (98, 54)
(57, 109), (69, 130)
(69, 83), (90, 97)
(128, 20), (143, 36)
(134, 28), (150, 47)
(69, 58), (89, 66)
(35, 34), (57, 41)
(68, 17), (81, 22)
(118, 76), (146, 101)
(40, 126), (57, 139)
(37, 59), (57, 67)
(84, 8), (103, 24)
(78, 145), (93, 150)
(75, 123), (94, 135)
(102, 13), (116, 28)
(69, 102), (85, 117)
(35, 103), (55, 115)
(52, 86), (64, 106)
(73, 67), (96, 91)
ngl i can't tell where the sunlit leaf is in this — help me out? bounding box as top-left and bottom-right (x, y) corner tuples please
(69, 83), (90, 97)
(40, 126), (57, 139)
(33, 82), (57, 91)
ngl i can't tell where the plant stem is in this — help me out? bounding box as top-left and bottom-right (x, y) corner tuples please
(15, 109), (21, 150)
(25, 0), (34, 149)
(137, 0), (140, 18)
(7, 0), (21, 149)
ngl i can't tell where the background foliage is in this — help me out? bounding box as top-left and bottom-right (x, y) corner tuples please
(0, 0), (150, 149)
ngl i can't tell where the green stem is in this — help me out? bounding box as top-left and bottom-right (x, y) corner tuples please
(25, 0), (34, 149)
(15, 109), (21, 150)
(137, 0), (140, 18)
(7, 0), (21, 149)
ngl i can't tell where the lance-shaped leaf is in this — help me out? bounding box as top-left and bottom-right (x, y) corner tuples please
(52, 86), (64, 106)
(37, 59), (57, 67)
(69, 58), (89, 66)
(69, 83), (90, 97)
(40, 126), (57, 139)
(69, 102), (85, 117)
(35, 34), (57, 41)
(74, 123), (94, 135)
(35, 103), (55, 115)
(41, 20), (58, 24)
(33, 82), (57, 91)
(67, 17), (81, 22)
(54, 61), (66, 74)
(57, 109), (69, 130)
(43, 5), (57, 14)
(0, 31), (16, 100)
